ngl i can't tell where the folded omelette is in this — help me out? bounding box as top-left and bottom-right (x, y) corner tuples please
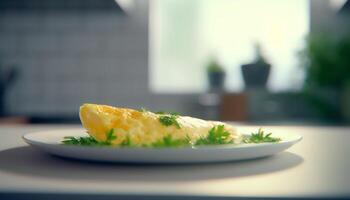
(79, 103), (240, 146)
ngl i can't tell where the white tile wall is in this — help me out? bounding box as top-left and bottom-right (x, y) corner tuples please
(0, 34), (17, 55)
(1, 4), (149, 116)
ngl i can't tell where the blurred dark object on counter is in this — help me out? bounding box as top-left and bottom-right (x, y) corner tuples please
(0, 117), (28, 125)
(0, 64), (19, 117)
(219, 91), (319, 123)
(241, 43), (271, 90)
(301, 34), (350, 123)
(220, 93), (247, 121)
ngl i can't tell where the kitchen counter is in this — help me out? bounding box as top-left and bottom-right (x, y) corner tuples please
(0, 124), (349, 199)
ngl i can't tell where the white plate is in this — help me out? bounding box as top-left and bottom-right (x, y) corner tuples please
(23, 128), (302, 163)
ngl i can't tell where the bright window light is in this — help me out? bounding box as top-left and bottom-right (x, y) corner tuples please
(149, 0), (309, 93)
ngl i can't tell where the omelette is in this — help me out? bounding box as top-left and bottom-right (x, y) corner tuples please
(79, 103), (240, 146)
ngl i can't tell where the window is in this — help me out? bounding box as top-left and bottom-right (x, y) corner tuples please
(149, 0), (309, 93)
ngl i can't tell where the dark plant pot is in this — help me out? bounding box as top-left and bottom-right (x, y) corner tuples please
(241, 63), (271, 89)
(208, 71), (225, 91)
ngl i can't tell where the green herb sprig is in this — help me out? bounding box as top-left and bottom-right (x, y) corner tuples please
(62, 126), (281, 148)
(158, 114), (181, 129)
(62, 136), (100, 146)
(195, 125), (233, 145)
(243, 128), (281, 143)
(120, 135), (133, 147)
(103, 129), (116, 145)
(139, 108), (181, 129)
(62, 129), (117, 146)
(139, 107), (148, 112)
(152, 135), (191, 148)
(155, 111), (180, 115)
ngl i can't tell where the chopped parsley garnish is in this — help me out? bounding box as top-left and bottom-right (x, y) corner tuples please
(120, 135), (133, 147)
(243, 128), (281, 143)
(62, 136), (100, 146)
(158, 114), (181, 129)
(139, 107), (148, 112)
(152, 135), (191, 148)
(104, 129), (116, 145)
(62, 126), (281, 148)
(139, 108), (179, 116)
(138, 108), (181, 129)
(155, 111), (180, 115)
(195, 125), (233, 145)
(62, 129), (116, 146)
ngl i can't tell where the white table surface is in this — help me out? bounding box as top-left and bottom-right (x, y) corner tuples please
(0, 124), (349, 199)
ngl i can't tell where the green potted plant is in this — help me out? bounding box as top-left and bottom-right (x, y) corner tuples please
(206, 58), (226, 91)
(300, 34), (350, 122)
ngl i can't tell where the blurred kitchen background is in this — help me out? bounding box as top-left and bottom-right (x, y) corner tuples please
(0, 0), (350, 125)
